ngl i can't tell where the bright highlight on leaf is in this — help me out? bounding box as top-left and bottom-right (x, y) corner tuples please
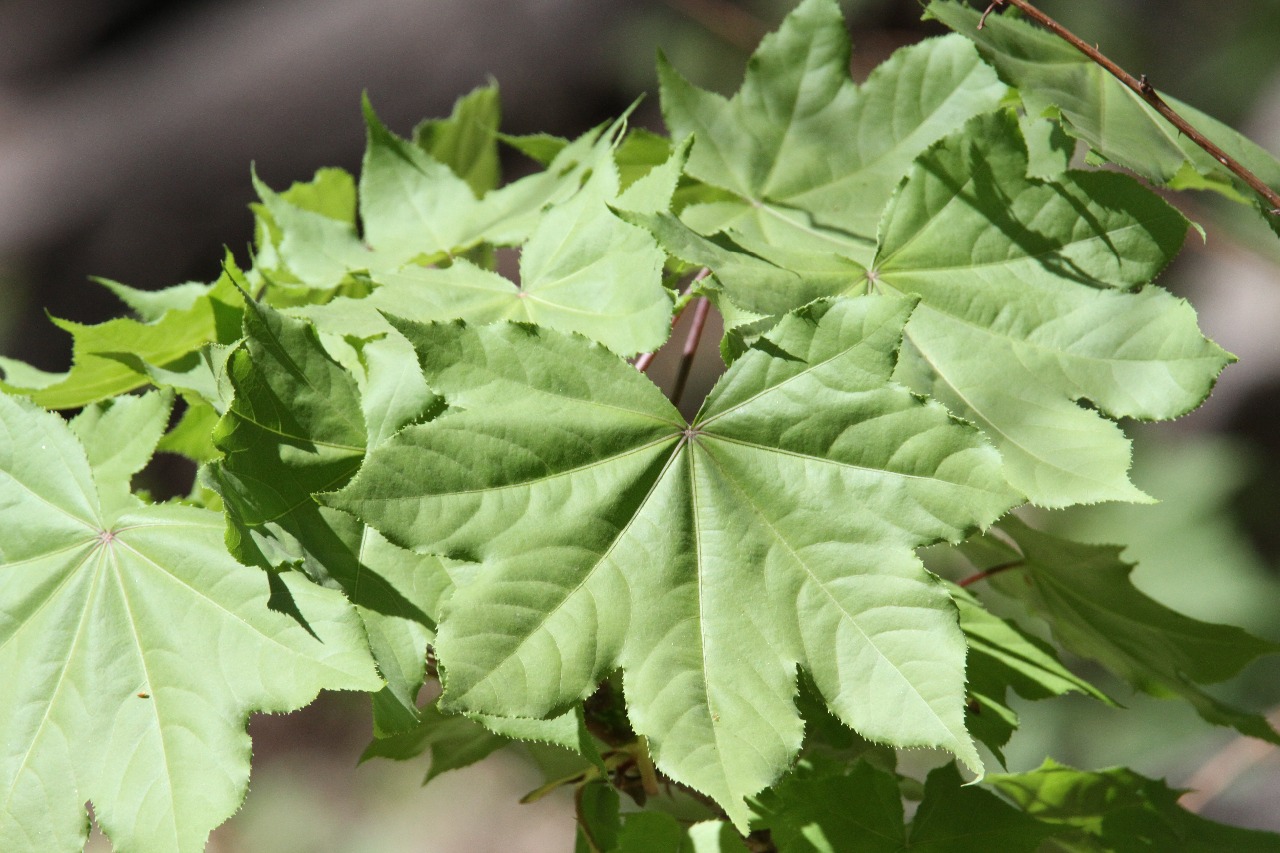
(877, 111), (1231, 506)
(328, 294), (1020, 825)
(660, 0), (1007, 267)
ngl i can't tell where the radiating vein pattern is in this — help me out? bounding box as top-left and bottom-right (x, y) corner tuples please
(329, 296), (1020, 825)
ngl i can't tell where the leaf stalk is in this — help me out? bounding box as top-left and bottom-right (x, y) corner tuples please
(979, 0), (1280, 216)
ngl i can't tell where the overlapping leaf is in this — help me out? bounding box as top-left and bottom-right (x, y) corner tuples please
(1, 261), (245, 410)
(257, 98), (626, 291)
(0, 392), (381, 853)
(206, 300), (449, 731)
(658, 0), (1007, 266)
(287, 122), (677, 356)
(875, 111), (1230, 506)
(927, 0), (1280, 232)
(952, 583), (1110, 762)
(327, 294), (1020, 826)
(755, 760), (1057, 852)
(991, 759), (1280, 852)
(970, 517), (1280, 744)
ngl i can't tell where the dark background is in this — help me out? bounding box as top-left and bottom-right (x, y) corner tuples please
(3, 1), (1279, 850)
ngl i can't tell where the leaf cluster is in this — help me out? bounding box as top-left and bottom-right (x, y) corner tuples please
(1, 0), (1279, 850)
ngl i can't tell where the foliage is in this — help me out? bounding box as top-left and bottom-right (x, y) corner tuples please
(1, 0), (1279, 850)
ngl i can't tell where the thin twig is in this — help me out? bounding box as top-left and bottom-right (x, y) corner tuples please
(978, 0), (1280, 216)
(670, 296), (712, 408)
(1180, 703), (1280, 812)
(634, 269), (711, 374)
(957, 559), (1024, 588)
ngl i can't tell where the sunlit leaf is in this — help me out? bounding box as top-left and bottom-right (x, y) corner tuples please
(328, 294), (1019, 825)
(0, 393), (380, 853)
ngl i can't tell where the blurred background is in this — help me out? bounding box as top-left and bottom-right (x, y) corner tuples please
(2, 0), (1278, 849)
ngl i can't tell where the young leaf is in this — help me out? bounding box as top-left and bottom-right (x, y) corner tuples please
(0, 392), (381, 853)
(926, 0), (1280, 218)
(975, 517), (1280, 745)
(327, 294), (1020, 826)
(952, 583), (1110, 762)
(259, 104), (620, 291)
(757, 759), (1059, 852)
(206, 299), (449, 731)
(990, 759), (1280, 852)
(413, 83), (503, 197)
(876, 111), (1229, 507)
(288, 130), (677, 356)
(69, 390), (174, 515)
(7, 261), (245, 410)
(659, 0), (1006, 265)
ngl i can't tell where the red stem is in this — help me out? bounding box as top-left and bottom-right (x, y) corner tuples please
(670, 296), (712, 408)
(634, 269), (711, 374)
(957, 559), (1024, 588)
(979, 0), (1280, 215)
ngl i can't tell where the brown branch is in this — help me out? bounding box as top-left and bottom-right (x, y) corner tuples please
(670, 296), (713, 408)
(634, 269), (711, 374)
(957, 558), (1024, 588)
(1180, 703), (1280, 813)
(978, 0), (1280, 216)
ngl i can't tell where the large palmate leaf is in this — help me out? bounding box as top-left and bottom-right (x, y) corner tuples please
(990, 759), (1280, 852)
(876, 111), (1230, 507)
(968, 517), (1280, 745)
(658, 0), (1006, 266)
(0, 392), (381, 853)
(328, 294), (1020, 826)
(927, 0), (1280, 227)
(207, 300), (448, 732)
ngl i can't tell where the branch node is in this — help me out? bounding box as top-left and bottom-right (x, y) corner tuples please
(977, 0), (1006, 30)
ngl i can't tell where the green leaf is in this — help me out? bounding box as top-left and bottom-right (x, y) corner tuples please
(614, 814), (748, 853)
(10, 262), (245, 410)
(756, 759), (907, 852)
(260, 102), (621, 293)
(327, 294), (1020, 826)
(360, 702), (599, 780)
(69, 390), (174, 515)
(974, 517), (1280, 745)
(206, 300), (449, 731)
(927, 1), (1280, 216)
(361, 703), (509, 780)
(297, 166), (677, 356)
(759, 760), (1057, 852)
(990, 759), (1280, 852)
(952, 583), (1110, 762)
(0, 393), (381, 853)
(576, 780), (620, 853)
(876, 111), (1229, 507)
(907, 762), (1059, 852)
(413, 83), (503, 196)
(659, 0), (1006, 265)
(94, 278), (214, 322)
